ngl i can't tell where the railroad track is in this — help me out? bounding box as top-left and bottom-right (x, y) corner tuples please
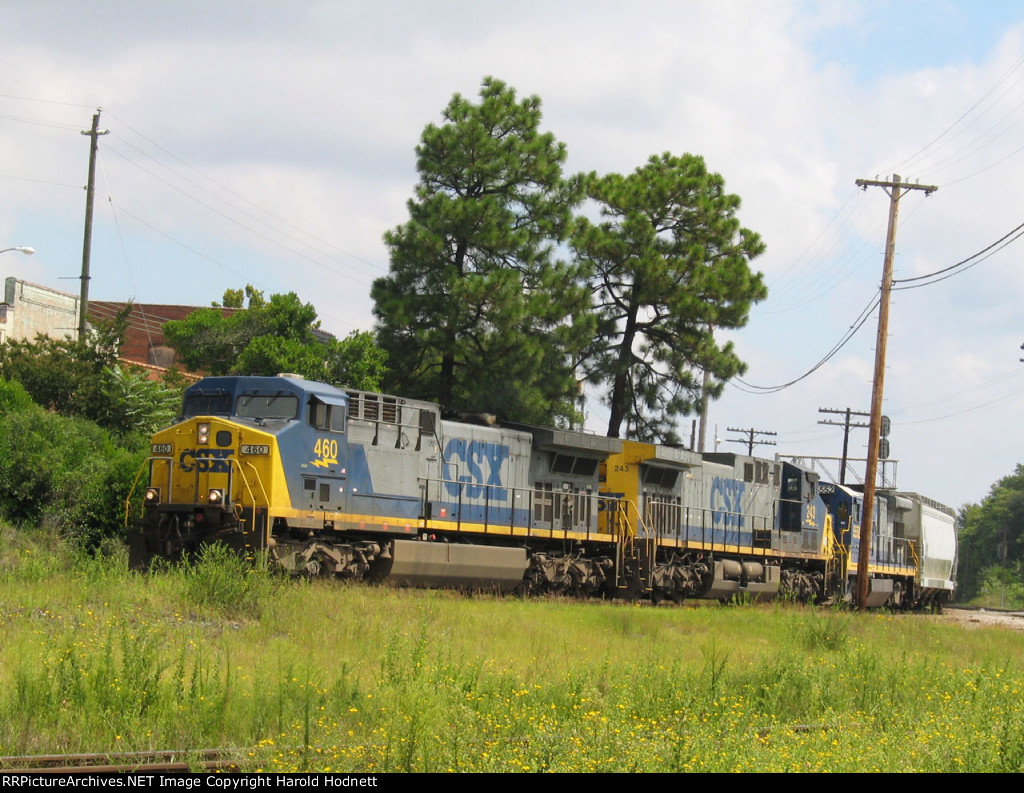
(0, 748), (241, 773)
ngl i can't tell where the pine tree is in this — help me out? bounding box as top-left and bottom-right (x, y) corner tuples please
(372, 77), (591, 425)
(573, 153), (766, 442)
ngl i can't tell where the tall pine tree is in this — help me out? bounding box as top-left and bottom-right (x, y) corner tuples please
(573, 153), (766, 442)
(372, 77), (591, 425)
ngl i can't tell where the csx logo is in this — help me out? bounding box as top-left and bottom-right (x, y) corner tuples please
(442, 439), (509, 500)
(710, 477), (746, 528)
(180, 448), (233, 473)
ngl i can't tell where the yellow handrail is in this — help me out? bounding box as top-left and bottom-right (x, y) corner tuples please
(123, 455), (269, 528)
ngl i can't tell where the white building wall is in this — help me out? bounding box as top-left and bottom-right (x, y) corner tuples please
(0, 277), (79, 344)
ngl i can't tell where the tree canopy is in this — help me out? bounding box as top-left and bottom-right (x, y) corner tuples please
(0, 306), (179, 437)
(372, 77), (592, 425)
(572, 153), (766, 442)
(958, 465), (1024, 605)
(163, 287), (387, 391)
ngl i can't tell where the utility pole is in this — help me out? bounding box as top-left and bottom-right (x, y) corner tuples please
(726, 427), (777, 456)
(79, 109), (109, 340)
(697, 366), (711, 452)
(817, 407), (870, 484)
(697, 322), (715, 453)
(854, 174), (937, 610)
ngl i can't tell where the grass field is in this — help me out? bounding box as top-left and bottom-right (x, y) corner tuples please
(1, 528), (1022, 772)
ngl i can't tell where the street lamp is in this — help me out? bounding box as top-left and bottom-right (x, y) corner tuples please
(0, 246), (34, 255)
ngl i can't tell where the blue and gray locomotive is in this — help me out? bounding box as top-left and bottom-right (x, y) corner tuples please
(128, 374), (956, 608)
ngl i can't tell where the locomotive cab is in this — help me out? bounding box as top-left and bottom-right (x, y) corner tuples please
(130, 376), (311, 567)
(776, 462), (828, 554)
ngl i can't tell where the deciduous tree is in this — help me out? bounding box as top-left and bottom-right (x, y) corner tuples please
(573, 153), (766, 442)
(958, 465), (1024, 602)
(163, 287), (387, 391)
(0, 305), (175, 436)
(372, 77), (591, 425)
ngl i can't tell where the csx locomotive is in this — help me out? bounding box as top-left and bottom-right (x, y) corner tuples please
(127, 374), (957, 608)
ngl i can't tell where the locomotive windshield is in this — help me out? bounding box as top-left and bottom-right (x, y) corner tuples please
(182, 392), (232, 417)
(235, 393), (299, 420)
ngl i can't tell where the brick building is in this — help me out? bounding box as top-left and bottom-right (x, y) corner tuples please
(89, 301), (237, 369)
(0, 277), (236, 375)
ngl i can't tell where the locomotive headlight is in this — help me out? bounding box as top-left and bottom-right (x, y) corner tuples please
(207, 489), (224, 504)
(197, 422), (211, 445)
(144, 487), (160, 505)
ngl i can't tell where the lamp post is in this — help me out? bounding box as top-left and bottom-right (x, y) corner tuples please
(0, 247), (35, 256)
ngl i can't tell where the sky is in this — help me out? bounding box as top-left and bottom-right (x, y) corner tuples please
(2, 0), (1024, 511)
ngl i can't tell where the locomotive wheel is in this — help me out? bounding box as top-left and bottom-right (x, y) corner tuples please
(304, 558), (322, 577)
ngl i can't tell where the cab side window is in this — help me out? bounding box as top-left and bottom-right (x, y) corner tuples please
(309, 398), (347, 433)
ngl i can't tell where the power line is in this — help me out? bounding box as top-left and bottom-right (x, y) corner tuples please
(105, 111), (387, 275)
(733, 293), (880, 394)
(725, 427), (776, 456)
(887, 52), (1024, 175)
(893, 216), (1024, 288)
(0, 92), (97, 109)
(102, 145), (374, 288)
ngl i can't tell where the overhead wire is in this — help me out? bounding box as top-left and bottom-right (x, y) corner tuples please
(0, 93), (97, 109)
(0, 172), (81, 190)
(97, 151), (156, 352)
(720, 49), (1024, 436)
(886, 52), (1024, 175)
(892, 216), (1024, 289)
(108, 202), (360, 333)
(104, 110), (387, 275)
(897, 388), (1023, 425)
(890, 368), (1024, 419)
(762, 189), (881, 313)
(942, 137), (1024, 185)
(0, 112), (83, 132)
(102, 144), (374, 289)
(732, 292), (881, 394)
(923, 92), (1024, 178)
(766, 188), (860, 292)
(108, 204), (275, 290)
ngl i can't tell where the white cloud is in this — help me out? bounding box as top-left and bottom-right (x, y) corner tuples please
(2, 0), (1024, 506)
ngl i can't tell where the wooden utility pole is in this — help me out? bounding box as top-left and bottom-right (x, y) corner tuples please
(697, 323), (715, 453)
(854, 174), (936, 609)
(726, 426), (777, 456)
(697, 366), (711, 452)
(79, 109), (109, 340)
(817, 407), (870, 485)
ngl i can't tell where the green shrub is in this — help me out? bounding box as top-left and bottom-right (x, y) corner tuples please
(0, 378), (33, 414)
(182, 543), (276, 618)
(0, 398), (147, 548)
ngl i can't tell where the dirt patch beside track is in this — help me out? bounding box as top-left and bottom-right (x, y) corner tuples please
(936, 607), (1024, 631)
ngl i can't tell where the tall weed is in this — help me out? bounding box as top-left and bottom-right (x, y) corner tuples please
(799, 607), (852, 651)
(182, 542), (275, 618)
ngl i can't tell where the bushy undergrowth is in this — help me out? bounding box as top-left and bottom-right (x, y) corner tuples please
(1, 536), (1023, 772)
(969, 565), (1024, 610)
(181, 543), (279, 618)
(0, 380), (147, 549)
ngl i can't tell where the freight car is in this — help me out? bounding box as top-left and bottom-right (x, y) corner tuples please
(126, 374), (957, 608)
